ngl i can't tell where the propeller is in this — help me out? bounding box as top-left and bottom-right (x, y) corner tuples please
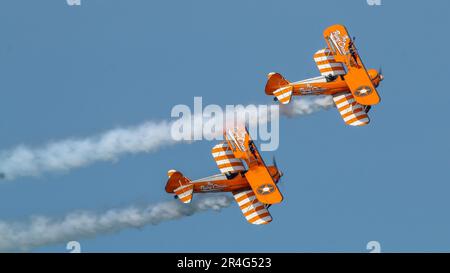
(378, 66), (384, 81)
(272, 156), (283, 180)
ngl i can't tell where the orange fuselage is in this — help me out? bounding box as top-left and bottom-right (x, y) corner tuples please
(165, 166), (281, 194)
(290, 69), (382, 96)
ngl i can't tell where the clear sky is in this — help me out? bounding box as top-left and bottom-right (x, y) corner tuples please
(0, 0), (449, 252)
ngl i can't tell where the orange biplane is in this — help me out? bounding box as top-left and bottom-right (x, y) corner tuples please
(165, 128), (283, 224)
(265, 24), (383, 126)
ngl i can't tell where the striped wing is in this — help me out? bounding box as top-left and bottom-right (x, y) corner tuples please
(212, 142), (245, 174)
(314, 48), (346, 77)
(232, 189), (272, 225)
(332, 92), (370, 126)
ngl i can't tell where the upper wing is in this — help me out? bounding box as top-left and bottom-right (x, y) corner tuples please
(332, 91), (370, 126)
(323, 24), (352, 57)
(225, 128), (248, 153)
(244, 165), (283, 204)
(225, 128), (283, 205)
(323, 24), (380, 105)
(212, 142), (245, 174)
(313, 48), (346, 77)
(232, 189), (272, 225)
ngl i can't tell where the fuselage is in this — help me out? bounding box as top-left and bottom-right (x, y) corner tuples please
(291, 68), (382, 96)
(186, 165), (281, 193)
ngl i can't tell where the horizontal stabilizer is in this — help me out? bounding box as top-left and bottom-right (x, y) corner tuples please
(174, 184), (194, 204)
(273, 86), (293, 104)
(265, 72), (293, 104)
(165, 169), (194, 203)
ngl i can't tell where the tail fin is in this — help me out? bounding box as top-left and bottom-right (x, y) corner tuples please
(265, 72), (293, 104)
(165, 170), (194, 204)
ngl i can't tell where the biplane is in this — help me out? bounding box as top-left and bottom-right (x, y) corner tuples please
(165, 128), (283, 225)
(265, 24), (383, 126)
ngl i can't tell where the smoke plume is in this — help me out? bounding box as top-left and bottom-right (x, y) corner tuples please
(0, 195), (232, 251)
(280, 96), (335, 117)
(0, 98), (333, 180)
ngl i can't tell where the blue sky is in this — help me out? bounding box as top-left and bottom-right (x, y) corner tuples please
(0, 0), (449, 252)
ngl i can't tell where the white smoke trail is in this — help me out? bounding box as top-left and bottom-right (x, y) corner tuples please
(0, 121), (175, 180)
(0, 99), (332, 180)
(280, 96), (335, 117)
(0, 195), (232, 252)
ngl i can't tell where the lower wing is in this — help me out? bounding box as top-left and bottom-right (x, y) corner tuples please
(232, 189), (272, 225)
(332, 91), (370, 126)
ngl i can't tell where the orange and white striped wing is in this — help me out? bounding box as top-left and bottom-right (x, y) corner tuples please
(232, 189), (272, 225)
(332, 92), (370, 126)
(314, 48), (346, 77)
(174, 184), (194, 204)
(212, 142), (245, 174)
